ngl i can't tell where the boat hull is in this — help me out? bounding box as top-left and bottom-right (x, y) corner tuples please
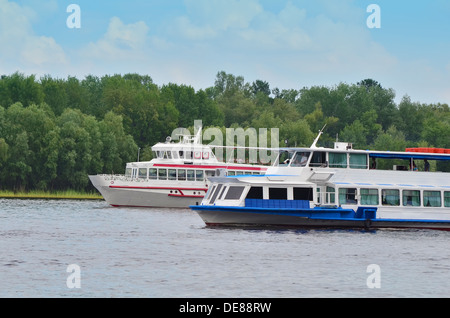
(191, 206), (450, 231)
(89, 175), (205, 208)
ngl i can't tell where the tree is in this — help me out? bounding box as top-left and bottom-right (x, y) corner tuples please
(0, 72), (44, 108)
(251, 80), (271, 97)
(40, 75), (68, 116)
(99, 111), (138, 174)
(339, 120), (367, 149)
(357, 78), (382, 90)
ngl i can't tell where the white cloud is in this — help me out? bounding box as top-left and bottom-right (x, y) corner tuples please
(171, 0), (262, 40)
(0, 0), (67, 72)
(81, 17), (149, 61)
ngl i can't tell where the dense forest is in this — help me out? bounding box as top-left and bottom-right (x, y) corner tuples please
(0, 71), (449, 192)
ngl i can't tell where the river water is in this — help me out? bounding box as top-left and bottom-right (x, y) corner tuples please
(1, 198), (449, 298)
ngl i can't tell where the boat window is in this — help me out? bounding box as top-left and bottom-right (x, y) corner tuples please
(206, 185), (216, 201)
(291, 152), (310, 167)
(149, 168), (157, 180)
(349, 153), (368, 169)
(360, 189), (378, 205)
(382, 189), (399, 206)
(178, 169), (186, 181)
(235, 170), (245, 176)
(167, 151), (172, 159)
(269, 188), (287, 200)
(158, 169), (167, 180)
(168, 169), (177, 180)
(138, 168), (147, 179)
(444, 192), (450, 207)
(157, 151), (164, 159)
(326, 186), (335, 204)
(225, 186), (246, 200)
(178, 151), (184, 159)
(277, 151), (294, 166)
(423, 191), (441, 207)
(310, 152), (327, 167)
(293, 187), (313, 200)
(187, 169), (195, 181)
(196, 170), (204, 181)
(403, 190), (420, 206)
(246, 186), (263, 199)
(210, 184), (223, 204)
(339, 188), (357, 204)
(125, 168), (132, 177)
(329, 153), (347, 168)
(217, 186), (228, 200)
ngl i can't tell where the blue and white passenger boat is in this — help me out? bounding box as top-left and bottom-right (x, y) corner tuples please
(191, 132), (450, 230)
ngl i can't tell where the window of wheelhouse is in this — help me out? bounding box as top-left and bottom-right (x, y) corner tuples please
(269, 188), (287, 200)
(138, 168), (147, 179)
(360, 189), (378, 205)
(206, 185), (217, 201)
(277, 151), (294, 166)
(339, 188), (357, 204)
(445, 192), (450, 207)
(246, 186), (263, 199)
(168, 169), (177, 180)
(187, 170), (195, 181)
(382, 189), (399, 206)
(290, 152), (310, 167)
(125, 168), (132, 177)
(149, 168), (157, 179)
(158, 169), (167, 180)
(209, 184), (223, 204)
(326, 186), (336, 204)
(178, 169), (186, 181)
(329, 152), (347, 168)
(423, 191), (441, 207)
(310, 152), (327, 167)
(225, 186), (246, 200)
(196, 170), (204, 181)
(403, 190), (420, 206)
(293, 187), (313, 200)
(349, 153), (368, 169)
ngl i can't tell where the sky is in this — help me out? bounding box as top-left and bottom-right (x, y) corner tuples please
(1, 0), (449, 105)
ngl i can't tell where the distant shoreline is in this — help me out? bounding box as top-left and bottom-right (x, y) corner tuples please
(0, 190), (103, 200)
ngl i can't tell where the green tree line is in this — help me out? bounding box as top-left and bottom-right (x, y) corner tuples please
(0, 71), (449, 191)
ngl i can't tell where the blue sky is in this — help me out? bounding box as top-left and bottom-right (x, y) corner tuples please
(1, 0), (449, 104)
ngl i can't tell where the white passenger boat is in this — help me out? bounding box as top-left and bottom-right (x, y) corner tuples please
(191, 132), (450, 230)
(89, 130), (268, 208)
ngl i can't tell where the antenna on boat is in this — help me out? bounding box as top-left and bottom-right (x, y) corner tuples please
(311, 124), (326, 149)
(192, 126), (202, 144)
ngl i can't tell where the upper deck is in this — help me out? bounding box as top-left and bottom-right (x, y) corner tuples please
(268, 142), (450, 173)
